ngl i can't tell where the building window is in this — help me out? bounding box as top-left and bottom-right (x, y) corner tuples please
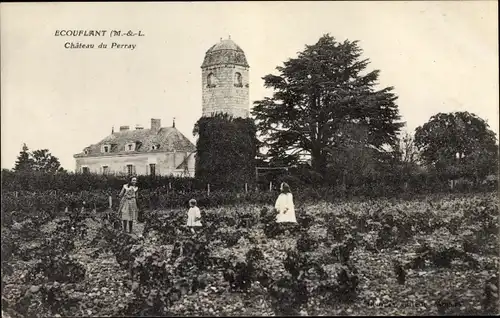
(234, 72), (243, 87)
(125, 143), (136, 152)
(149, 163), (156, 176)
(151, 144), (160, 150)
(82, 167), (90, 174)
(102, 166), (109, 175)
(103, 146), (109, 153)
(127, 164), (134, 176)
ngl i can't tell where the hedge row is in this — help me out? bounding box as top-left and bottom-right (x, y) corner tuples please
(2, 168), (492, 195)
(1, 170), (197, 193)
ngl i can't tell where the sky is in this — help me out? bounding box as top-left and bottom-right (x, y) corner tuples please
(1, 1), (498, 171)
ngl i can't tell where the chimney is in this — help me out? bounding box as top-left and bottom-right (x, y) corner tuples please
(119, 125), (130, 131)
(151, 118), (161, 132)
(172, 117), (176, 128)
(135, 125), (144, 130)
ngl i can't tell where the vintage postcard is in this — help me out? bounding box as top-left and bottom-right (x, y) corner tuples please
(1, 1), (498, 317)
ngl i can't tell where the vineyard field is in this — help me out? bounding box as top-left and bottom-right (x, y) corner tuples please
(1, 192), (499, 316)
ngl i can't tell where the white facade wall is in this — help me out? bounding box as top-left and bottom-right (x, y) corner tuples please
(75, 151), (195, 177)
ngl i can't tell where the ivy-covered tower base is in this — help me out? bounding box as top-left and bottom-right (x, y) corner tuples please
(194, 114), (257, 189)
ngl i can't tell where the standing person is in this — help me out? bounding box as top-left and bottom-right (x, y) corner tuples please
(118, 176), (139, 233)
(275, 182), (297, 223)
(186, 199), (202, 233)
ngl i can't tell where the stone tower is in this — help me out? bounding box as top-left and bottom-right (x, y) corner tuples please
(201, 36), (250, 118)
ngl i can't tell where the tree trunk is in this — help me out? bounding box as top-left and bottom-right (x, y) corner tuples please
(311, 148), (327, 183)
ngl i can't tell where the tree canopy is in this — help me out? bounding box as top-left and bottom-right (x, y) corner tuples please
(13, 143), (34, 172)
(251, 34), (404, 177)
(13, 144), (65, 174)
(414, 111), (498, 179)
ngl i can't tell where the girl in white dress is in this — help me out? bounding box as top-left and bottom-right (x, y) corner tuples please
(186, 199), (202, 231)
(274, 182), (297, 223)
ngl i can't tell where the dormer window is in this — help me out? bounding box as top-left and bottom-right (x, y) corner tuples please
(151, 144), (160, 151)
(126, 143), (136, 152)
(83, 148), (90, 155)
(101, 145), (110, 153)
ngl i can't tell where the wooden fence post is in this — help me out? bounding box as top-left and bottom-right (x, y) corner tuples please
(269, 181), (272, 192)
(207, 184), (210, 196)
(109, 196), (112, 209)
(245, 183), (248, 193)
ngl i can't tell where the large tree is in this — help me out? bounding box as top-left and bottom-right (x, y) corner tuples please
(414, 111), (498, 180)
(31, 149), (65, 173)
(252, 34), (404, 177)
(13, 143), (34, 172)
(13, 144), (65, 174)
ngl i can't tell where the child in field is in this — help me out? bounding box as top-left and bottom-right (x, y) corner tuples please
(275, 182), (297, 223)
(186, 199), (202, 232)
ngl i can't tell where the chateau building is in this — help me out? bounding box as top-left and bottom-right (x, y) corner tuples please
(73, 36), (250, 176)
(73, 118), (196, 177)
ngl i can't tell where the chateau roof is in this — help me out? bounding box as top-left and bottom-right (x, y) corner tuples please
(201, 37), (249, 68)
(74, 124), (195, 158)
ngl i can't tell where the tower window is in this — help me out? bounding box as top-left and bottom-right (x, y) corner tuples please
(207, 73), (216, 88)
(234, 72), (243, 87)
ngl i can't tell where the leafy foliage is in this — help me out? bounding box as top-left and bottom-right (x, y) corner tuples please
(12, 144), (65, 174)
(13, 144), (33, 172)
(415, 111), (498, 180)
(252, 34), (404, 177)
(193, 113), (258, 188)
(1, 169), (195, 192)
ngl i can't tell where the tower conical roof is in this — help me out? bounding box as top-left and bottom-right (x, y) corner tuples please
(201, 37), (249, 68)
